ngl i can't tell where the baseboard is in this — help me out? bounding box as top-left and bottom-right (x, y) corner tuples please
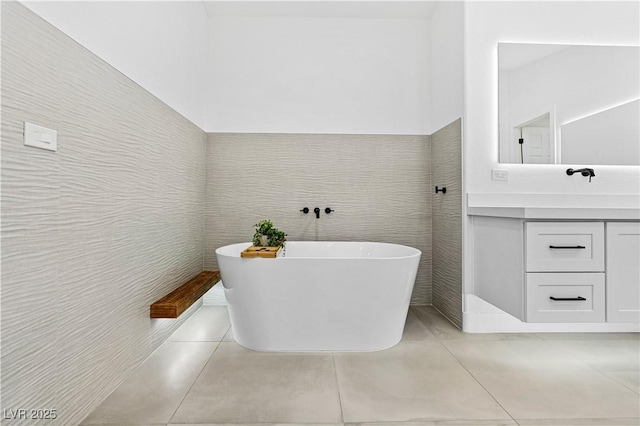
(463, 294), (640, 333)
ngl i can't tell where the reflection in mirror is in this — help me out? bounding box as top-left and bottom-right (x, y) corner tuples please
(498, 43), (640, 165)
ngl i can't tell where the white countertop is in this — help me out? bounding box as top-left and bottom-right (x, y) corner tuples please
(467, 193), (640, 220)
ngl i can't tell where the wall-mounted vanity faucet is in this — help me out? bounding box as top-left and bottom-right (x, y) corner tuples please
(300, 207), (334, 219)
(566, 167), (595, 183)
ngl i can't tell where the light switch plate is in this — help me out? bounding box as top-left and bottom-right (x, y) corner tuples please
(24, 122), (57, 152)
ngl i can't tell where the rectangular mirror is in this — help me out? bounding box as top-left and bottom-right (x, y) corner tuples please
(498, 43), (639, 165)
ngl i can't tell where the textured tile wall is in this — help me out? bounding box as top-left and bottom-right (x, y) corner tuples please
(431, 119), (463, 328)
(205, 133), (432, 304)
(0, 3), (206, 424)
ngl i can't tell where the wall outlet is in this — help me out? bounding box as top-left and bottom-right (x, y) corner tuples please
(492, 169), (508, 181)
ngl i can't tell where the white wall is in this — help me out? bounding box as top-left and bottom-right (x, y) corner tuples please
(22, 1), (209, 130)
(21, 2), (432, 135)
(464, 1), (640, 196)
(429, 1), (464, 133)
(205, 15), (431, 134)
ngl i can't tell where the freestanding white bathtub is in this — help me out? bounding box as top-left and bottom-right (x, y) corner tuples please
(215, 241), (421, 352)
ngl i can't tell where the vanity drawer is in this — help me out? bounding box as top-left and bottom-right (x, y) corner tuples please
(525, 222), (604, 272)
(526, 273), (605, 323)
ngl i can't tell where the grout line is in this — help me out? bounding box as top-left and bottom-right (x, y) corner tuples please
(166, 338), (223, 425)
(221, 324), (233, 342)
(593, 370), (640, 396)
(440, 342), (520, 425)
(331, 353), (346, 424)
(542, 340), (640, 396)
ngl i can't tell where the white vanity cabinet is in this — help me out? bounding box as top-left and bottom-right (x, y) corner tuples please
(473, 217), (639, 324)
(525, 222), (605, 322)
(606, 222), (640, 323)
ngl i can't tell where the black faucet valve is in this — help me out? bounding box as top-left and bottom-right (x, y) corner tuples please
(325, 207), (334, 214)
(566, 168), (595, 183)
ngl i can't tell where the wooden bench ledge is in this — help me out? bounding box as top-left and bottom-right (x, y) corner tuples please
(150, 270), (221, 318)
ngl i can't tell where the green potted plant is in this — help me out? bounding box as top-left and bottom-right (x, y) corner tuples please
(253, 219), (287, 247)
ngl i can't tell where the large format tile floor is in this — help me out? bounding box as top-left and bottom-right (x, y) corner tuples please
(83, 306), (640, 426)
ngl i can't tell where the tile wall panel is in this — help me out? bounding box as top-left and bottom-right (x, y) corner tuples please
(431, 119), (463, 328)
(0, 3), (206, 424)
(205, 133), (432, 304)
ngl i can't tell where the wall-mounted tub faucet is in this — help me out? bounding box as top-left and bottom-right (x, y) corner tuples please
(302, 207), (333, 218)
(566, 167), (595, 182)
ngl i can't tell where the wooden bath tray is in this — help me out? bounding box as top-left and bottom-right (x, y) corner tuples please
(241, 245), (282, 258)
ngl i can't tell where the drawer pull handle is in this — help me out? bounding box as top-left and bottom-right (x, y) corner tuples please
(549, 245), (586, 249)
(549, 296), (586, 301)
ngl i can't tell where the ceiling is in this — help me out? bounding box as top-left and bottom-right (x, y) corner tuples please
(202, 1), (439, 19)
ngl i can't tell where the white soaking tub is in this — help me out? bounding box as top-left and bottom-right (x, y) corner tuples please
(215, 241), (421, 352)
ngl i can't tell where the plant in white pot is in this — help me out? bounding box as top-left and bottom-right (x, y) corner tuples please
(252, 219), (287, 247)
